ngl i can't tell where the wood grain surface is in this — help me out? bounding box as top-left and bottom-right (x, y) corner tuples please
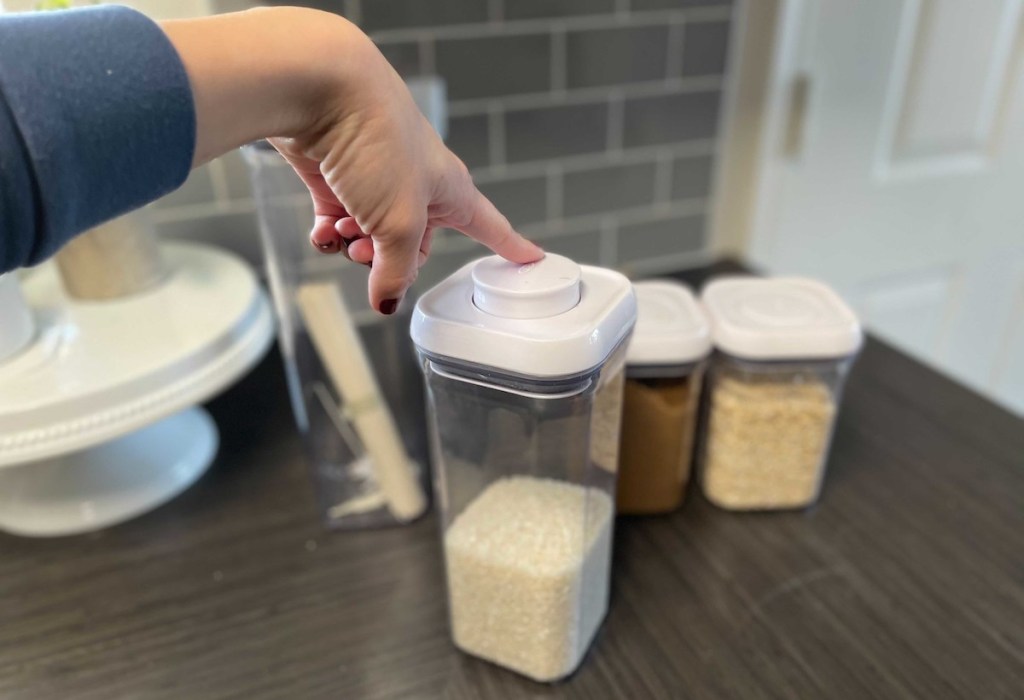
(1, 262), (1021, 699)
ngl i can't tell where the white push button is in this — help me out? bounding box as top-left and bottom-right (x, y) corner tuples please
(472, 254), (582, 319)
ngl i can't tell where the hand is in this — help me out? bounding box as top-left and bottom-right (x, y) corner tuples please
(269, 42), (543, 313)
(162, 8), (542, 313)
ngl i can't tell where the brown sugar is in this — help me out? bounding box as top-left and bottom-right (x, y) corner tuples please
(616, 373), (701, 513)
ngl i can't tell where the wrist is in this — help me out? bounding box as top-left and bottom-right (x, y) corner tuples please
(249, 7), (371, 139)
(161, 7), (368, 164)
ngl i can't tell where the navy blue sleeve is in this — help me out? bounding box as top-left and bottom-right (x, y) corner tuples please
(0, 5), (196, 272)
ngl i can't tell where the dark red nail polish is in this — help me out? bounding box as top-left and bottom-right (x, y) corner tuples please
(379, 298), (398, 315)
(341, 236), (358, 246)
(315, 239), (338, 253)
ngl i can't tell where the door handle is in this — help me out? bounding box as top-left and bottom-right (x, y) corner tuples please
(783, 73), (811, 159)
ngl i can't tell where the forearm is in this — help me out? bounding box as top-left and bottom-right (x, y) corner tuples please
(160, 7), (368, 166)
(0, 6), (194, 272)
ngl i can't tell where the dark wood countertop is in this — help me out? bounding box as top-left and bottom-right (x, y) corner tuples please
(1, 262), (1022, 699)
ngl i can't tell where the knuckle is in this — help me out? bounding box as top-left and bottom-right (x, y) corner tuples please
(380, 268), (418, 291)
(369, 210), (422, 240)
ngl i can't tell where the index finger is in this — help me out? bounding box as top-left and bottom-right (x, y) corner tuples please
(456, 190), (544, 264)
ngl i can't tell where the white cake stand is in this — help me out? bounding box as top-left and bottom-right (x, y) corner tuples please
(0, 242), (274, 537)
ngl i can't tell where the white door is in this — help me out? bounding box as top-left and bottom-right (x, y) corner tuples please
(726, 0), (1024, 415)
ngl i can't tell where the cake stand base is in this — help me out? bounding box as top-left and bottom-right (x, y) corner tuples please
(0, 407), (217, 537)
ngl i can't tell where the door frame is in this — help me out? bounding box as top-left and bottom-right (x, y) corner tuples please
(710, 0), (798, 262)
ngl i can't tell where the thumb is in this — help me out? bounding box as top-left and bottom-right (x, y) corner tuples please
(367, 209), (426, 315)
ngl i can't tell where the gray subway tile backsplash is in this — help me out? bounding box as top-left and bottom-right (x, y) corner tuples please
(446, 114), (491, 170)
(536, 229), (604, 265)
(630, 0), (732, 10)
(505, 103), (609, 163)
(436, 33), (551, 100)
(361, 0), (489, 32)
(477, 175), (548, 228)
(412, 245), (482, 292)
(622, 90), (721, 147)
(377, 41), (422, 76)
(671, 154), (714, 200)
(682, 21), (730, 76)
(617, 214), (705, 263)
(156, 1), (731, 277)
(566, 26), (669, 90)
(504, 0), (616, 20)
(563, 162), (657, 217)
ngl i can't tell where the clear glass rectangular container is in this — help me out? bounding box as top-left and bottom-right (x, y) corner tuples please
(699, 276), (863, 511)
(422, 347), (626, 682)
(244, 142), (428, 529)
(700, 354), (856, 510)
(412, 253), (635, 682)
(615, 279), (711, 515)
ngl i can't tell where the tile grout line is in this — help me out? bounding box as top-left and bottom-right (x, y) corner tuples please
(345, 0), (361, 26)
(487, 101), (506, 169)
(419, 37), (435, 74)
(621, 248), (715, 277)
(600, 217), (618, 267)
(471, 138), (717, 183)
(546, 163), (564, 222)
(654, 151), (675, 204)
(447, 75), (724, 117)
(666, 16), (685, 81)
(551, 27), (568, 95)
(489, 0), (503, 23)
(606, 90), (625, 155)
(433, 198), (709, 254)
(685, 6), (733, 22)
(368, 6), (732, 43)
(521, 198), (708, 238)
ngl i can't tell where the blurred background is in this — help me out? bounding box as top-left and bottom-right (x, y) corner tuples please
(8, 0), (1022, 416)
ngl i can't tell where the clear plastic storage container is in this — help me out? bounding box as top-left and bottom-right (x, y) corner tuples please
(411, 254), (636, 682)
(699, 277), (862, 510)
(617, 280), (711, 514)
(245, 142), (428, 529)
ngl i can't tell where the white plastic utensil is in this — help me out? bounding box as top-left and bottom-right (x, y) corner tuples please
(296, 283), (427, 522)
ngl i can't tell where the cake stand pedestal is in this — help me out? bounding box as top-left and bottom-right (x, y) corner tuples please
(0, 243), (274, 537)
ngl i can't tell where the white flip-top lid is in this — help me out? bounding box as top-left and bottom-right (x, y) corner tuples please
(627, 280), (711, 366)
(701, 276), (862, 360)
(411, 254), (636, 378)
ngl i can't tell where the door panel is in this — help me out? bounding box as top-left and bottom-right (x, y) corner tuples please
(991, 262), (1024, 414)
(885, 0), (1022, 170)
(856, 266), (956, 363)
(744, 0), (1024, 415)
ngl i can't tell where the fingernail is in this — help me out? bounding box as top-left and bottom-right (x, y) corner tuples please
(379, 298), (399, 315)
(341, 236), (358, 247)
(314, 239), (338, 254)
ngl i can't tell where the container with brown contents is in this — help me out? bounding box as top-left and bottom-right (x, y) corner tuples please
(699, 277), (862, 510)
(616, 281), (711, 514)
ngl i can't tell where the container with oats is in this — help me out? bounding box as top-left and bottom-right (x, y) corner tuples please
(699, 277), (862, 510)
(411, 254), (635, 682)
(617, 280), (711, 514)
